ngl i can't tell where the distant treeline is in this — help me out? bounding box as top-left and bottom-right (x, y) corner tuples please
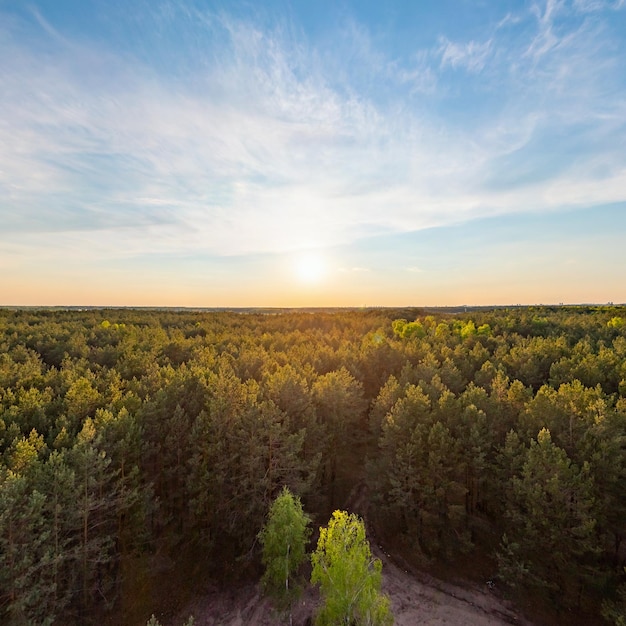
(0, 306), (624, 624)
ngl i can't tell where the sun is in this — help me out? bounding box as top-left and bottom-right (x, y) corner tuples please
(294, 253), (327, 284)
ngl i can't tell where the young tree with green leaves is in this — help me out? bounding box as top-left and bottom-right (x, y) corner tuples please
(311, 510), (392, 626)
(258, 487), (311, 609)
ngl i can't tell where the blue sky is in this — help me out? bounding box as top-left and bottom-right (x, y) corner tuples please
(1, 0), (625, 306)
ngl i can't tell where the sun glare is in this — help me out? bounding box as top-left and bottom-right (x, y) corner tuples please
(294, 253), (327, 284)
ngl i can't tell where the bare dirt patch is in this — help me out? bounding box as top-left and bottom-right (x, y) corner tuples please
(374, 543), (529, 626)
(165, 483), (532, 626)
(165, 555), (529, 626)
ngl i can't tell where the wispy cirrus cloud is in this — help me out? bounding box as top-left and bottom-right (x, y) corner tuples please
(525, 0), (567, 59)
(438, 37), (493, 72)
(1, 0), (625, 268)
(573, 0), (625, 12)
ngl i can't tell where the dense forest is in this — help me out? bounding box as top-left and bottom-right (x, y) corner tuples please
(0, 306), (625, 625)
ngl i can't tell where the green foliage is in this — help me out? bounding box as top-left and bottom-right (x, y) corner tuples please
(311, 510), (393, 626)
(0, 305), (625, 621)
(375, 384), (468, 556)
(392, 318), (425, 339)
(391, 319), (407, 338)
(499, 428), (600, 605)
(402, 321), (425, 339)
(459, 320), (477, 340)
(495, 534), (529, 590)
(0, 470), (53, 626)
(312, 367), (367, 507)
(186, 361), (312, 554)
(602, 570), (626, 626)
(259, 486), (311, 605)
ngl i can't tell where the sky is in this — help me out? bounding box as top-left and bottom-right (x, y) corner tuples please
(1, 0), (625, 307)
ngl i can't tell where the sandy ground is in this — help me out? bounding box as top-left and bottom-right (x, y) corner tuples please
(374, 545), (530, 626)
(166, 484), (533, 626)
(166, 556), (531, 626)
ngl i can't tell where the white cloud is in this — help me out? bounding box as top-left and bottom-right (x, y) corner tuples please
(438, 37), (492, 72)
(394, 51), (438, 94)
(0, 2), (625, 266)
(524, 0), (567, 59)
(573, 0), (626, 11)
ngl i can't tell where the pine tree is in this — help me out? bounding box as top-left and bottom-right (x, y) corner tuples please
(187, 363), (311, 556)
(0, 469), (53, 625)
(499, 429), (600, 606)
(312, 368), (367, 507)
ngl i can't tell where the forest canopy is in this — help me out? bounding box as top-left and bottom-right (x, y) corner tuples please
(0, 306), (624, 624)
